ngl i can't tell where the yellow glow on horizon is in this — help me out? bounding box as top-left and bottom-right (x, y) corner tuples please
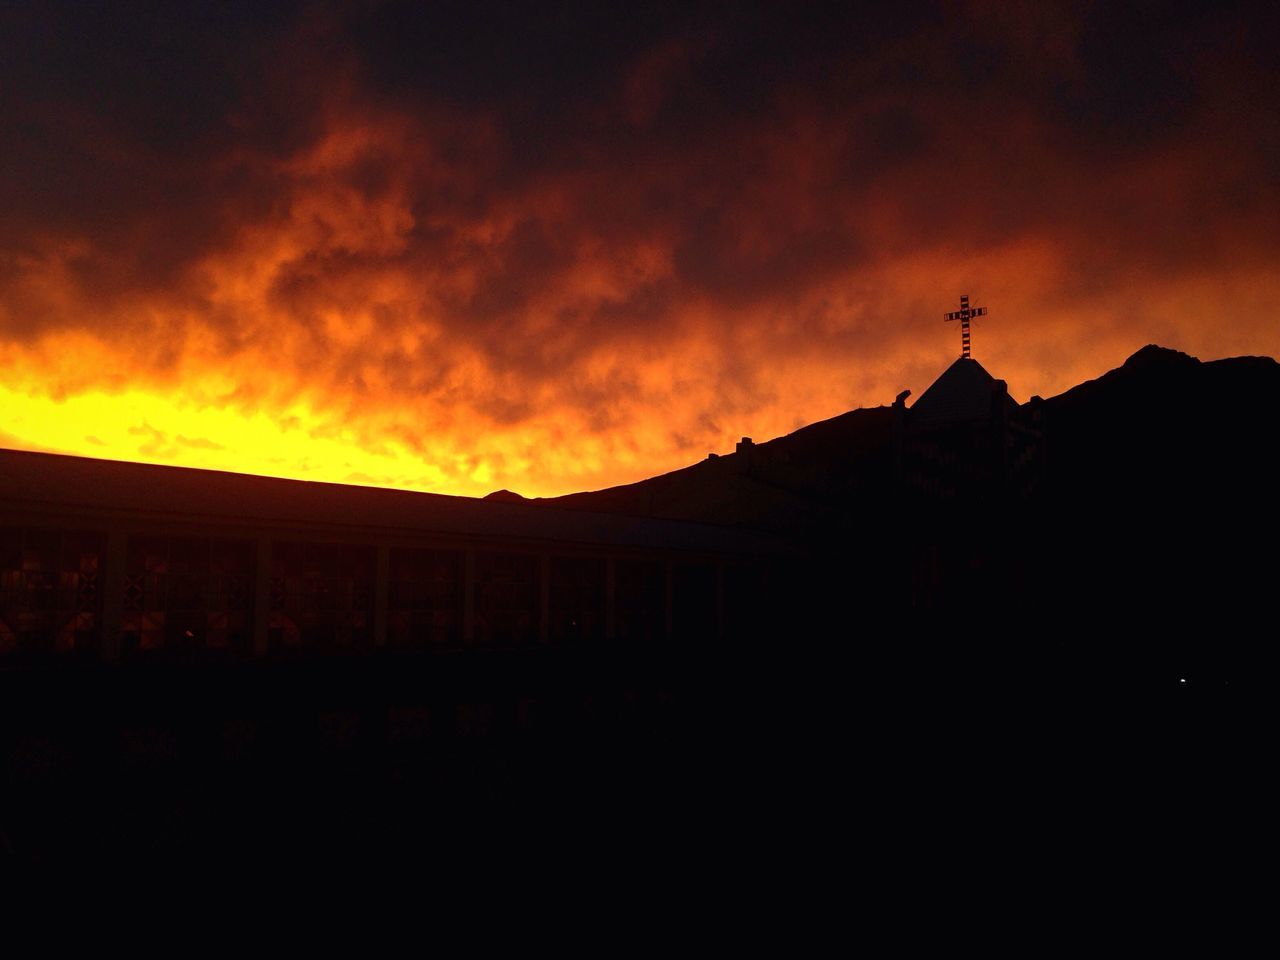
(0, 383), (476, 495)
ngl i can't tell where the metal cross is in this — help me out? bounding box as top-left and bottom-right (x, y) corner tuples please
(944, 294), (987, 359)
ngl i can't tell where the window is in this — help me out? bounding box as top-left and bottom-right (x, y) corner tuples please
(548, 556), (605, 646)
(0, 526), (104, 656)
(121, 536), (254, 656)
(616, 559), (665, 646)
(269, 541), (374, 652)
(388, 547), (463, 648)
(672, 562), (716, 643)
(724, 563), (766, 643)
(474, 552), (537, 648)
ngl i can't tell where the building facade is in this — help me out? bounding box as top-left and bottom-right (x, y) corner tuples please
(0, 448), (786, 665)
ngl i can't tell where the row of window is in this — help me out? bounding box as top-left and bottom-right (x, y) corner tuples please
(1, 527), (726, 658)
(0, 528), (102, 655)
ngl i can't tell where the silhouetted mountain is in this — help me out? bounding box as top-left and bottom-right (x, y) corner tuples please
(542, 406), (895, 533)
(1027, 345), (1278, 683)
(483, 488), (526, 502)
(544, 344), (1280, 538)
(1041, 344), (1279, 515)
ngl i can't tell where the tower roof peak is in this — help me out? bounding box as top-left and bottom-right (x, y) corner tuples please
(908, 355), (1009, 427)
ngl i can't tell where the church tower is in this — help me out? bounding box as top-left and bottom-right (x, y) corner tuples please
(893, 296), (1045, 503)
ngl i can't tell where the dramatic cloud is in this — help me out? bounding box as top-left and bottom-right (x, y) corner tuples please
(2, 1), (1277, 495)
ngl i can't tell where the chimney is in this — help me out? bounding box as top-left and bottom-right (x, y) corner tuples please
(736, 436), (753, 475)
(892, 390), (910, 483)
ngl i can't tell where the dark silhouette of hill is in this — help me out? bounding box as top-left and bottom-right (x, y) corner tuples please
(541, 406), (895, 533)
(482, 488), (526, 502)
(1031, 345), (1279, 684)
(543, 344), (1279, 535)
(1041, 344), (1278, 514)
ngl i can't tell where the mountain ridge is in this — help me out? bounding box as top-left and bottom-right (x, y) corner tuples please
(525, 344), (1279, 532)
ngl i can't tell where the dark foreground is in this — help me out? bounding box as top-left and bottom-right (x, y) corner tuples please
(1, 638), (1259, 883)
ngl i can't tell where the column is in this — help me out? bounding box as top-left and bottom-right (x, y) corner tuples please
(100, 526), (128, 662)
(605, 557), (617, 643)
(374, 543), (390, 647)
(538, 554), (550, 645)
(715, 561), (725, 644)
(252, 536), (272, 657)
(462, 549), (475, 645)
(663, 559), (673, 645)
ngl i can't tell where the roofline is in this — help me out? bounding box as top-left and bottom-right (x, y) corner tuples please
(0, 446), (793, 557)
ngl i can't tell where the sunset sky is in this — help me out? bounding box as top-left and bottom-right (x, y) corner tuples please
(2, 1), (1277, 497)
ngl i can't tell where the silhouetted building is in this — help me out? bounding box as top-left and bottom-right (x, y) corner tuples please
(895, 356), (1045, 504)
(883, 356), (1046, 615)
(0, 446), (792, 864)
(0, 448), (786, 663)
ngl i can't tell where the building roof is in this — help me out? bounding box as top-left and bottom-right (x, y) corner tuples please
(908, 356), (1011, 428)
(0, 447), (786, 556)
(543, 405), (896, 533)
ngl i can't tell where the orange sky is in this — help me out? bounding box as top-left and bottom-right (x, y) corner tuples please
(2, 2), (1278, 497)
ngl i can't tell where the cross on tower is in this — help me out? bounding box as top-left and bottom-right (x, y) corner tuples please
(944, 294), (987, 359)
